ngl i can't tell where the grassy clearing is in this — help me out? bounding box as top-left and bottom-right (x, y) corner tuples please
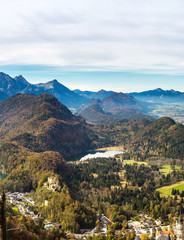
(123, 159), (147, 165)
(96, 146), (123, 151)
(156, 181), (184, 197)
(159, 164), (180, 176)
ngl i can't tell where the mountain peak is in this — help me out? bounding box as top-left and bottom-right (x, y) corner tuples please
(14, 75), (29, 85)
(0, 72), (12, 80)
(155, 88), (163, 91)
(51, 79), (59, 83)
(98, 89), (106, 93)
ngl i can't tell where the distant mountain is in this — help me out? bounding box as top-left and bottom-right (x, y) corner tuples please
(73, 89), (96, 99)
(0, 93), (95, 160)
(73, 89), (115, 100)
(34, 80), (88, 108)
(0, 72), (30, 95)
(0, 72), (88, 108)
(78, 103), (122, 124)
(14, 75), (30, 85)
(91, 89), (115, 100)
(101, 92), (149, 113)
(130, 88), (184, 103)
(78, 92), (154, 123)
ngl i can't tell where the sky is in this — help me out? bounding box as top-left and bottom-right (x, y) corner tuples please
(0, 0), (184, 92)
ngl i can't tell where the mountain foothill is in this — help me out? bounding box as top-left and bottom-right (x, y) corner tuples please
(0, 72), (184, 193)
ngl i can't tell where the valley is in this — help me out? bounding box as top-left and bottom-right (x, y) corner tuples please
(4, 154), (184, 239)
(1, 0), (184, 239)
(1, 75), (184, 239)
(148, 103), (184, 124)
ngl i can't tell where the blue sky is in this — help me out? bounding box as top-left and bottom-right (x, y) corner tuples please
(1, 0), (184, 92)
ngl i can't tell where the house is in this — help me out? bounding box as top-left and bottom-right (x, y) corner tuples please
(155, 219), (162, 226)
(173, 216), (183, 240)
(144, 219), (153, 227)
(135, 236), (140, 240)
(44, 223), (54, 230)
(156, 231), (174, 240)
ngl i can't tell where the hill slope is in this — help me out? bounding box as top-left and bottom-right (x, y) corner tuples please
(93, 117), (184, 159)
(78, 103), (122, 124)
(0, 93), (95, 160)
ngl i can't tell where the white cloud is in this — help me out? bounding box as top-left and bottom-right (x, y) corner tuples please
(0, 0), (184, 74)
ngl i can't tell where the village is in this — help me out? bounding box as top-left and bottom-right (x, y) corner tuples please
(5, 191), (184, 239)
(6, 192), (40, 220)
(127, 212), (184, 240)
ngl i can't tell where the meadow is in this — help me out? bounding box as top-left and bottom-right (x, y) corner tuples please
(156, 181), (184, 197)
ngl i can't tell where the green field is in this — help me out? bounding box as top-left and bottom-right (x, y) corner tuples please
(159, 164), (180, 176)
(123, 159), (147, 165)
(156, 181), (184, 197)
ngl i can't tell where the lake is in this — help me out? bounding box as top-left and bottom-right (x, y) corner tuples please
(79, 150), (124, 161)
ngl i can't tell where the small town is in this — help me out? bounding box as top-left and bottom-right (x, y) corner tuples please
(5, 192), (184, 239)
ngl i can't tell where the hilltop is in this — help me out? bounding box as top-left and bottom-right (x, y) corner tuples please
(0, 93), (95, 160)
(78, 103), (122, 124)
(93, 116), (184, 160)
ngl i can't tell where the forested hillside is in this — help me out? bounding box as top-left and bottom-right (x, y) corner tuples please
(92, 117), (184, 160)
(0, 93), (95, 160)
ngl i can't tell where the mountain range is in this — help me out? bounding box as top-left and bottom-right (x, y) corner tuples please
(1, 72), (184, 125)
(129, 88), (184, 103)
(0, 72), (155, 123)
(1, 72), (184, 106)
(0, 72), (88, 108)
(75, 87), (184, 104)
(73, 89), (115, 100)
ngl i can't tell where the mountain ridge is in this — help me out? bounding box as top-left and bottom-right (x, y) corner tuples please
(129, 88), (184, 103)
(0, 72), (88, 108)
